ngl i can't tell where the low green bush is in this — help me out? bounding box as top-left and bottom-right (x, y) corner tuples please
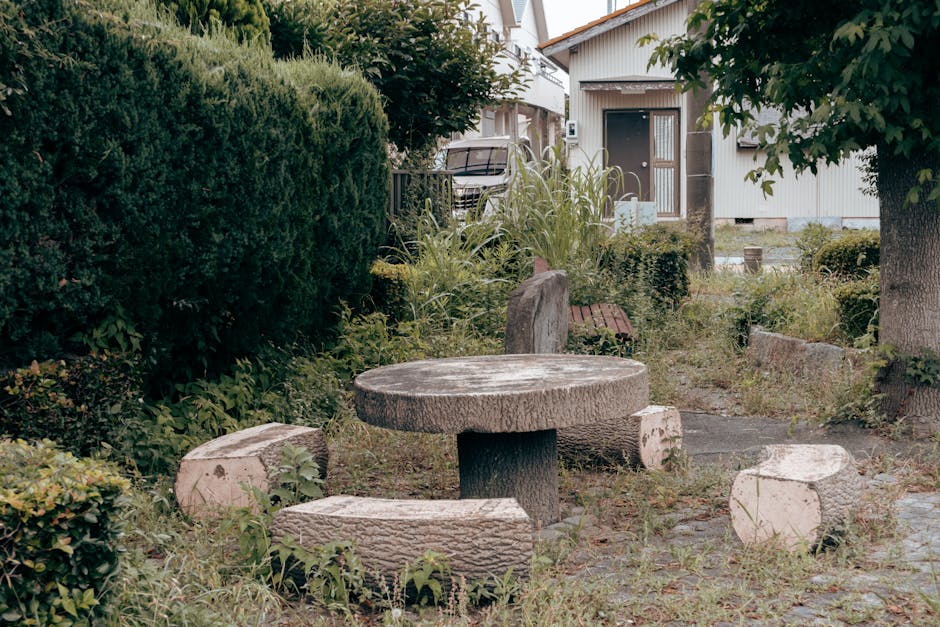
(795, 223), (836, 272)
(129, 352), (346, 475)
(601, 224), (695, 310)
(0, 352), (143, 459)
(813, 230), (880, 278)
(834, 271), (880, 341)
(0, 439), (129, 625)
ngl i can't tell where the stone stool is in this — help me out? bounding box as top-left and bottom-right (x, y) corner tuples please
(176, 422), (328, 517)
(730, 444), (862, 551)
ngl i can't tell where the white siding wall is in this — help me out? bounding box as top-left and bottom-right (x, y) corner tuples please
(713, 134), (878, 220)
(567, 1), (692, 214)
(564, 0), (879, 224)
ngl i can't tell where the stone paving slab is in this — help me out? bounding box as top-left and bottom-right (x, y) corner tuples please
(555, 411), (940, 622)
(679, 411), (934, 467)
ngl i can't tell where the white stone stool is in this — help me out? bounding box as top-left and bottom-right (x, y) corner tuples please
(176, 422), (328, 517)
(730, 444), (861, 551)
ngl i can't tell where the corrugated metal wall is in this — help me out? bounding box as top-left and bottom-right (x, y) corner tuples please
(713, 132), (879, 220)
(565, 0), (880, 224)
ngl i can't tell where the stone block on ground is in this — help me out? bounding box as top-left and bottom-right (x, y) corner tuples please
(730, 444), (862, 551)
(176, 422), (328, 517)
(504, 270), (569, 354)
(271, 496), (532, 585)
(748, 326), (848, 376)
(557, 405), (681, 468)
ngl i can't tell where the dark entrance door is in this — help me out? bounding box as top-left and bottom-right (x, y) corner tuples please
(605, 110), (650, 203)
(605, 109), (680, 216)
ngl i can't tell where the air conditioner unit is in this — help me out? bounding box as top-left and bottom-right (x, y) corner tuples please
(565, 120), (579, 143)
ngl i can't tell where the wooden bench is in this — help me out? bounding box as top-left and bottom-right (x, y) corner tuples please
(569, 303), (635, 341)
(533, 257), (635, 341)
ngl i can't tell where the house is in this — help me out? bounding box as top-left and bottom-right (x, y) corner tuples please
(540, 0), (879, 230)
(462, 0), (567, 155)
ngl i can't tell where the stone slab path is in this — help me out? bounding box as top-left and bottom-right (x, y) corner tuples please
(544, 412), (939, 623)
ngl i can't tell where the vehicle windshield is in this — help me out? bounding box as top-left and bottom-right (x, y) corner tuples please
(446, 147), (508, 176)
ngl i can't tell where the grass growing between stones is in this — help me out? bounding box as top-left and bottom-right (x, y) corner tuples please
(100, 227), (937, 624)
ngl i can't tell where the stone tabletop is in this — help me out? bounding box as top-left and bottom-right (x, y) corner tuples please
(353, 354), (649, 434)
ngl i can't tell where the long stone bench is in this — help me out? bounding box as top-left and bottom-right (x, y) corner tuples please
(271, 496), (532, 586)
(557, 404), (682, 468)
(730, 444), (862, 552)
(176, 422), (328, 517)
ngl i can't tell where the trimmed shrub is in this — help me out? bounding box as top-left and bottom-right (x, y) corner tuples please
(0, 439), (129, 625)
(796, 223), (836, 273)
(0, 0), (389, 389)
(0, 352), (143, 459)
(813, 230), (880, 278)
(369, 260), (412, 321)
(601, 224), (695, 310)
(834, 271), (880, 341)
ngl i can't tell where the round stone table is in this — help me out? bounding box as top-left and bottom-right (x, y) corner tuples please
(353, 354), (649, 526)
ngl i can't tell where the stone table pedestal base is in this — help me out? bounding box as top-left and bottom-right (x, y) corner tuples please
(458, 429), (559, 526)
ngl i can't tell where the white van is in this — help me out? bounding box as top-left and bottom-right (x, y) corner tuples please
(443, 136), (531, 219)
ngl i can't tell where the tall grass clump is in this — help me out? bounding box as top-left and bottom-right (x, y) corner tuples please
(495, 144), (620, 273)
(388, 211), (517, 338)
(730, 270), (843, 345)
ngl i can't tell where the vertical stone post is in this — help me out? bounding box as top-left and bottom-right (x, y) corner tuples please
(686, 80), (714, 272)
(743, 246), (763, 273)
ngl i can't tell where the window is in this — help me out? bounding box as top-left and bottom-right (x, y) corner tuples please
(446, 147), (509, 176)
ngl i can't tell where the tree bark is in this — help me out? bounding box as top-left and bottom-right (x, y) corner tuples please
(685, 81), (714, 271)
(876, 145), (940, 436)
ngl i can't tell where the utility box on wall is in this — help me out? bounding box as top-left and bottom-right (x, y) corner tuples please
(565, 120), (579, 143)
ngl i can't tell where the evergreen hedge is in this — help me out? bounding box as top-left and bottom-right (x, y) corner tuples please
(601, 225), (695, 310)
(0, 0), (389, 388)
(834, 271), (880, 341)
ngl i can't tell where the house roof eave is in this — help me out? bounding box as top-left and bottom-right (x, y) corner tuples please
(498, 0), (517, 27)
(539, 0), (681, 61)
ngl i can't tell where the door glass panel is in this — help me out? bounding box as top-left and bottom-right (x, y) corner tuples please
(654, 166), (675, 214)
(651, 112), (679, 216)
(653, 114), (675, 161)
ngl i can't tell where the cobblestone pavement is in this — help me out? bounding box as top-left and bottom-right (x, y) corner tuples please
(542, 413), (940, 624)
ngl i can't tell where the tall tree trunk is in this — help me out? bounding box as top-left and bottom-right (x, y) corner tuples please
(876, 145), (940, 437)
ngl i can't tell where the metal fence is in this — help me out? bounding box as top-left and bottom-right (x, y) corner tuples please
(389, 169), (453, 219)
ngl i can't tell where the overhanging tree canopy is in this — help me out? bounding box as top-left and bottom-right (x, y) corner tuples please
(650, 0), (940, 434)
(265, 0), (526, 158)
